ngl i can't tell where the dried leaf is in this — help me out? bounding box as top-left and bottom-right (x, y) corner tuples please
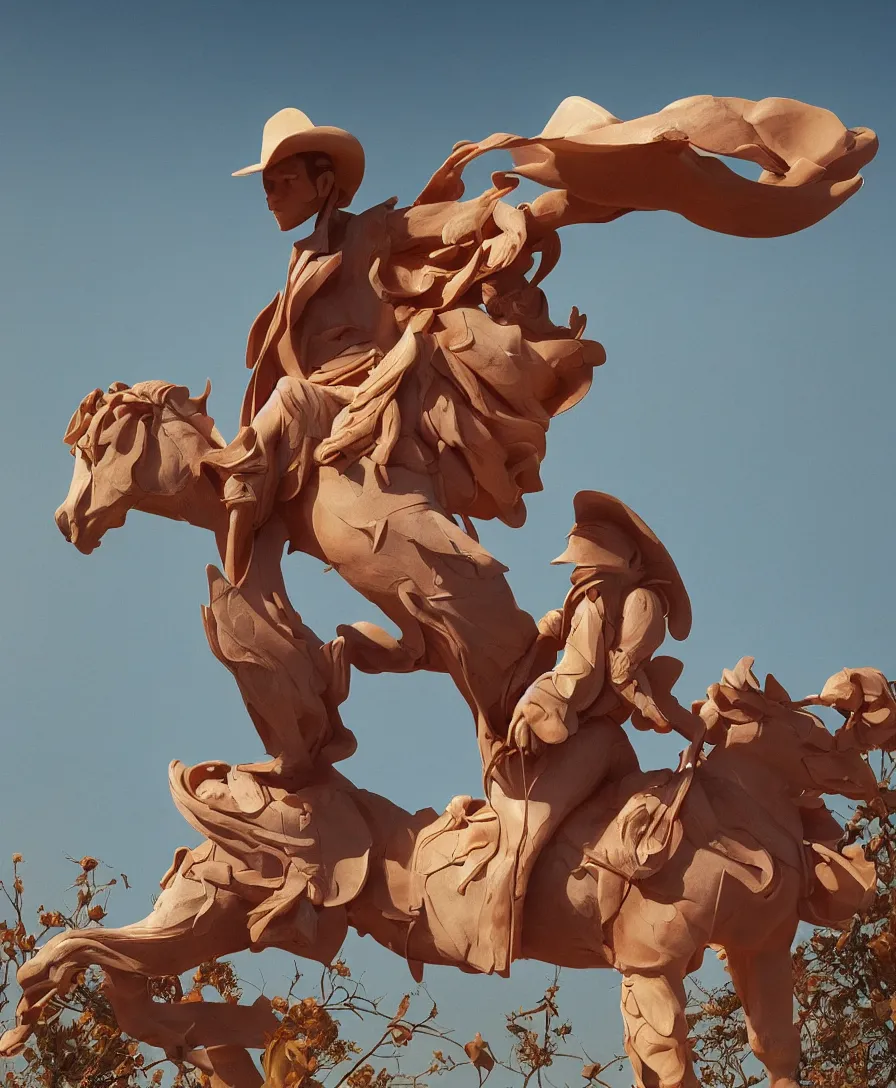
(464, 1032), (495, 1072)
(393, 994), (411, 1024)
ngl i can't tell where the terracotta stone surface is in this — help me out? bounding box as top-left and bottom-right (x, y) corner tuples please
(6, 95), (882, 1088)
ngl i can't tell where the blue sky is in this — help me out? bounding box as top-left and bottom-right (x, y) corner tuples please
(1, 0), (893, 1077)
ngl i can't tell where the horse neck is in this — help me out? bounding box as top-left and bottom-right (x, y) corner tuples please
(702, 742), (798, 809)
(137, 415), (228, 539)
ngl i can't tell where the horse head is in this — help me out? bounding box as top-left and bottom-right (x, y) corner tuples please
(698, 657), (886, 802)
(55, 380), (224, 553)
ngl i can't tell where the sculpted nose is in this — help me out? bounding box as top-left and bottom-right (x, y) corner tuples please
(55, 505), (72, 542)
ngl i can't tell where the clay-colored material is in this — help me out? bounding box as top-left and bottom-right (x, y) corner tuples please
(232, 108), (365, 208)
(2, 661), (889, 1088)
(55, 380), (539, 772)
(31, 92), (882, 1088)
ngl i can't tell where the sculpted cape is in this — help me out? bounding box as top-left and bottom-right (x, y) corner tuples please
(235, 95), (875, 535)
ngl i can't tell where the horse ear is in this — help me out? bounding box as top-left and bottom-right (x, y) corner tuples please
(168, 380), (212, 417)
(187, 379), (212, 416)
(765, 672), (792, 705)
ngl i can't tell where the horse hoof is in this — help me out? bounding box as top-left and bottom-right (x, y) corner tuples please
(0, 1023), (33, 1057)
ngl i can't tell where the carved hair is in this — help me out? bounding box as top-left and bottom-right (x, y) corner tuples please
(696, 657), (797, 745)
(63, 380), (212, 459)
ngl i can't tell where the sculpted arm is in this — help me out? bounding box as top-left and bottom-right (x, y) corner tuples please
(509, 587), (701, 752)
(612, 587), (701, 741)
(508, 597), (606, 752)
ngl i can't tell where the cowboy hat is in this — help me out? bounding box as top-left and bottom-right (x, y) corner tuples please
(233, 108), (365, 208)
(552, 490), (692, 640)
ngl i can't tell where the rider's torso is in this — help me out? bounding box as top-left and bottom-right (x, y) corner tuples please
(242, 203), (402, 423)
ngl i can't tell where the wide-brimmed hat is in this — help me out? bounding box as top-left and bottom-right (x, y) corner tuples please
(552, 490), (692, 640)
(232, 108), (365, 208)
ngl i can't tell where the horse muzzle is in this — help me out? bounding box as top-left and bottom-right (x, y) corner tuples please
(55, 504), (72, 542)
(54, 503), (100, 554)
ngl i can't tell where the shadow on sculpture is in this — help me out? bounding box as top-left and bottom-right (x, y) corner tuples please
(9, 90), (883, 1088)
(3, 630), (892, 1088)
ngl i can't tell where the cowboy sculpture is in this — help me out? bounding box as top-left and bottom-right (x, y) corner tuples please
(192, 97), (878, 975)
(8, 90), (881, 1088)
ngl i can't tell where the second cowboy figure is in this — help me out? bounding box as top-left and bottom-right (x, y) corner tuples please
(417, 491), (704, 973)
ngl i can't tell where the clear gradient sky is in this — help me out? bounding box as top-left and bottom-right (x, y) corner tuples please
(1, 0), (894, 1077)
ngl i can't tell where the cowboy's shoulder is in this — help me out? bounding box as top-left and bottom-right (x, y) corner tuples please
(341, 194), (490, 255)
(342, 197), (405, 244)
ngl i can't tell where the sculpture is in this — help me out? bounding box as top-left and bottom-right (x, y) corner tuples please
(3, 92), (884, 1088)
(3, 651), (892, 1088)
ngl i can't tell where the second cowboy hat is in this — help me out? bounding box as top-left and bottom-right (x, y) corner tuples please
(552, 490), (692, 640)
(232, 108), (365, 208)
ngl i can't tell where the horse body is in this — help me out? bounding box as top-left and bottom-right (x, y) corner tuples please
(43, 381), (887, 1088)
(3, 692), (878, 1088)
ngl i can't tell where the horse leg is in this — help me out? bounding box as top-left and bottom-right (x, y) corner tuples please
(0, 871), (251, 1057)
(102, 965), (276, 1062)
(725, 938), (801, 1088)
(102, 967), (271, 1088)
(620, 968), (699, 1088)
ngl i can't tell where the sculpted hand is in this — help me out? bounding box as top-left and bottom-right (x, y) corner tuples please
(507, 703), (544, 757)
(506, 679), (575, 755)
(536, 608), (563, 640)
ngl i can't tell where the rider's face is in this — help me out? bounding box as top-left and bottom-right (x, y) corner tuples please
(262, 156), (333, 232)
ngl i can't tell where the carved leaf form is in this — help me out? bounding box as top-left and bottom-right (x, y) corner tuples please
(201, 567), (355, 776)
(262, 1036), (318, 1088)
(483, 199), (527, 272)
(720, 657), (760, 692)
(438, 245), (488, 311)
(700, 657), (784, 735)
(818, 667), (896, 751)
(369, 254), (441, 301)
(629, 975), (677, 1038)
(441, 191), (502, 247)
(800, 841), (877, 926)
(764, 671), (792, 705)
(315, 312), (431, 467)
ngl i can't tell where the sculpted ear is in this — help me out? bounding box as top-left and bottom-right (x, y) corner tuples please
(187, 379), (212, 416)
(316, 168), (336, 202)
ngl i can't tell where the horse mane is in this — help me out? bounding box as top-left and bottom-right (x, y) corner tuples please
(696, 656), (801, 745)
(63, 380), (216, 457)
